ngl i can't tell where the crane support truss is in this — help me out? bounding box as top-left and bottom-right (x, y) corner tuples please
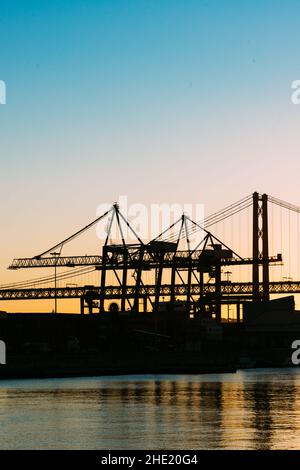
(9, 255), (103, 269)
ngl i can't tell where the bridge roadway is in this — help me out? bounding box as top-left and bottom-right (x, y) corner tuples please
(0, 281), (300, 300)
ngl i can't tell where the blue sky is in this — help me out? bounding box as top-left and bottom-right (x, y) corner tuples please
(1, 0), (300, 299)
(1, 1), (299, 192)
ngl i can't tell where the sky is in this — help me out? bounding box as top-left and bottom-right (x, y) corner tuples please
(1, 0), (300, 311)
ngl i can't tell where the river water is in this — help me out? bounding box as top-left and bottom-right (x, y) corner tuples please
(0, 368), (300, 449)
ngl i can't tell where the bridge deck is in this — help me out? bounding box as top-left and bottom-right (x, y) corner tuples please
(0, 281), (299, 300)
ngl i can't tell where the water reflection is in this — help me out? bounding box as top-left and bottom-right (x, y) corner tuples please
(0, 369), (300, 449)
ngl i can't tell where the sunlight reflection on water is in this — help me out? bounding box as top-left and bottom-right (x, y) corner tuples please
(0, 368), (300, 449)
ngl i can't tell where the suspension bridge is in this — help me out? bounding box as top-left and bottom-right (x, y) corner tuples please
(1, 191), (300, 321)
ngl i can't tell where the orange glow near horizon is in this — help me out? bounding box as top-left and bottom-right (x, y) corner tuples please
(2, 194), (300, 313)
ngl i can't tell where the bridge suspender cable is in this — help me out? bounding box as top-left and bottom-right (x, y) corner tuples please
(158, 195), (253, 244)
(35, 207), (113, 258)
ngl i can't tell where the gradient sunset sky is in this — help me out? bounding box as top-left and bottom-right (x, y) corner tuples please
(1, 0), (300, 311)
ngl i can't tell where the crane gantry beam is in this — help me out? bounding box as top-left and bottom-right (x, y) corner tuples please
(8, 253), (282, 269)
(8, 255), (103, 269)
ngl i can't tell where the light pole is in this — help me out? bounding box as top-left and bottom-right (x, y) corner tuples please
(51, 252), (60, 314)
(224, 271), (232, 322)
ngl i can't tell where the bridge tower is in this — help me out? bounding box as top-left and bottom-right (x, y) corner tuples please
(252, 192), (269, 301)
